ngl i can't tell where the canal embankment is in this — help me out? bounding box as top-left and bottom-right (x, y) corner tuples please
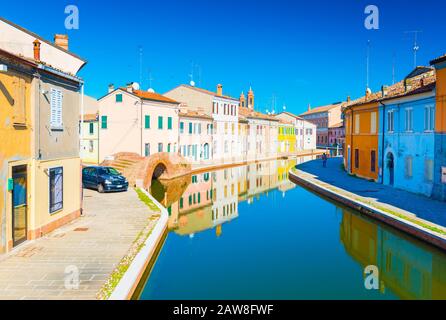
(289, 157), (446, 251)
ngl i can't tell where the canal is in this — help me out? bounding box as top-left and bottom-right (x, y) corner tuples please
(137, 157), (446, 300)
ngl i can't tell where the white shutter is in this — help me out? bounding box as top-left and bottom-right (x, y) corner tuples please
(50, 88), (63, 129)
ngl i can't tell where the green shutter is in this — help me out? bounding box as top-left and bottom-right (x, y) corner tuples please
(145, 115), (150, 129)
(89, 122), (94, 134)
(168, 117), (172, 130)
(179, 198), (183, 209)
(116, 94), (123, 103)
(189, 123), (193, 134)
(158, 116), (163, 129)
(101, 116), (107, 129)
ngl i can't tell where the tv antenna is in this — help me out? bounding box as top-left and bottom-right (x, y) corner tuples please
(366, 40), (371, 90)
(404, 30), (422, 68)
(138, 46), (143, 89)
(147, 70), (155, 93)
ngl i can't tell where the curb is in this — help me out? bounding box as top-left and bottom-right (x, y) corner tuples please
(108, 189), (168, 300)
(289, 168), (446, 251)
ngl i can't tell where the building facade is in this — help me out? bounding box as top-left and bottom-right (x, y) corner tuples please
(80, 113), (99, 164)
(275, 112), (317, 151)
(98, 85), (180, 161)
(300, 103), (343, 148)
(0, 18), (85, 252)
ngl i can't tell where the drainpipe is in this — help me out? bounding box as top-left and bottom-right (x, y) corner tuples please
(140, 99), (143, 157)
(80, 83), (84, 216)
(36, 72), (42, 160)
(379, 101), (386, 184)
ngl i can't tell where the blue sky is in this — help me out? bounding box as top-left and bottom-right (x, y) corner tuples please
(2, 0), (446, 115)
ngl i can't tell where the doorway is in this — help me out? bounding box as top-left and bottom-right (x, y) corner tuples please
(12, 165), (27, 247)
(386, 153), (395, 186)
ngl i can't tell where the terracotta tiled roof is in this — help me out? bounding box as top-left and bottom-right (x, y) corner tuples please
(346, 68), (436, 109)
(238, 107), (279, 122)
(133, 90), (179, 104)
(179, 110), (213, 121)
(300, 103), (344, 116)
(80, 113), (98, 122)
(329, 122), (344, 129)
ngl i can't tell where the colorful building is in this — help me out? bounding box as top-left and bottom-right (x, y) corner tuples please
(0, 18), (85, 252)
(277, 121), (297, 155)
(275, 112), (317, 151)
(80, 113), (99, 164)
(344, 91), (380, 181)
(379, 67), (436, 196)
(431, 55), (446, 201)
(98, 84), (180, 161)
(300, 102), (344, 147)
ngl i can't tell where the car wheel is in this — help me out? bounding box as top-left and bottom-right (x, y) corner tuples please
(98, 184), (105, 193)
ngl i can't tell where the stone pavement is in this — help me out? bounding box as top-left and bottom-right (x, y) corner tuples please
(296, 157), (446, 227)
(0, 188), (157, 300)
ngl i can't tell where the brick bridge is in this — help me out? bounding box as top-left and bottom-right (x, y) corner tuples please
(102, 152), (192, 190)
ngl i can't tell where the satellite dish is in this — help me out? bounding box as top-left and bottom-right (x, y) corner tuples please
(366, 87), (372, 94)
(132, 82), (140, 91)
(283, 105), (287, 111)
(190, 80), (196, 87)
(147, 88), (155, 93)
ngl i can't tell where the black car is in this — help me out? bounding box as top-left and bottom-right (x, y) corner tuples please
(82, 166), (129, 193)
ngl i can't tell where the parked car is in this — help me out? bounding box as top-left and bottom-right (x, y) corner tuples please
(82, 166), (128, 193)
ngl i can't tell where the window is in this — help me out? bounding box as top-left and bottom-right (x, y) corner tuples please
(49, 167), (63, 214)
(158, 116), (163, 129)
(189, 122), (193, 134)
(89, 140), (94, 153)
(89, 122), (94, 135)
(145, 115), (150, 129)
(179, 197), (183, 209)
(354, 114), (360, 134)
(424, 105), (435, 131)
(116, 94), (123, 103)
(180, 122), (184, 134)
(371, 150), (376, 172)
(355, 149), (359, 169)
(387, 110), (394, 132)
(158, 143), (163, 153)
(405, 156), (413, 178)
(425, 159), (434, 182)
(12, 77), (26, 125)
(167, 143), (171, 153)
(50, 88), (63, 129)
(101, 116), (107, 129)
(145, 143), (150, 157)
(370, 112), (377, 134)
(405, 108), (413, 131)
(168, 117), (172, 130)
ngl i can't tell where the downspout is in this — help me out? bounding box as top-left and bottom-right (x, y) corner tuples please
(379, 101), (386, 184)
(140, 99), (143, 157)
(80, 83), (84, 216)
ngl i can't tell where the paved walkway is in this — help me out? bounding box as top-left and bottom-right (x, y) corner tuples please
(0, 188), (158, 300)
(297, 157), (446, 227)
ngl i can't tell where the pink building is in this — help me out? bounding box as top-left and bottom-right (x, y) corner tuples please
(328, 122), (345, 147)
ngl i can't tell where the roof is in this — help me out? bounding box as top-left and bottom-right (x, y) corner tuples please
(300, 103), (343, 116)
(133, 90), (179, 104)
(81, 113), (98, 122)
(169, 84), (239, 102)
(179, 110), (213, 121)
(277, 111), (303, 120)
(346, 67), (436, 109)
(238, 106), (280, 122)
(0, 17), (85, 62)
(430, 54), (446, 65)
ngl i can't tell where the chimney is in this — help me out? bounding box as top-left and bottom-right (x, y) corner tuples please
(33, 39), (41, 61)
(308, 104), (311, 112)
(108, 84), (115, 93)
(347, 96), (351, 103)
(365, 88), (371, 100)
(54, 34), (69, 51)
(381, 85), (388, 98)
(217, 84), (223, 96)
(126, 83), (133, 93)
(404, 79), (412, 92)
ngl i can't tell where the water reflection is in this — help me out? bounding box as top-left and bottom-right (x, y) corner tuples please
(142, 157), (446, 300)
(341, 210), (446, 300)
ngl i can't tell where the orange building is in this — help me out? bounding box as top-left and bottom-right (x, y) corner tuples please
(344, 91), (380, 181)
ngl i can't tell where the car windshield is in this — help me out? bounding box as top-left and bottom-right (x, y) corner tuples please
(99, 167), (121, 176)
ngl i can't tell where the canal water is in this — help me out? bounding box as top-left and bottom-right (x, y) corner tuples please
(138, 157), (446, 300)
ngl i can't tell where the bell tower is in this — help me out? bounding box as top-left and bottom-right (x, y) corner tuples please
(248, 87), (254, 110)
(240, 92), (246, 108)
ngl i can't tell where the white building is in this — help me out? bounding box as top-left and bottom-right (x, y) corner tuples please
(275, 112), (317, 151)
(164, 84), (239, 164)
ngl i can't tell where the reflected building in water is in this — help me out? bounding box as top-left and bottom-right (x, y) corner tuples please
(161, 158), (315, 237)
(340, 209), (446, 300)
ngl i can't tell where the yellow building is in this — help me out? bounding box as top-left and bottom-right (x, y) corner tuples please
(277, 121), (297, 155)
(0, 18), (86, 252)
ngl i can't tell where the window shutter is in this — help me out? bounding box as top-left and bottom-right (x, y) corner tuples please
(50, 88), (63, 129)
(13, 77), (27, 125)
